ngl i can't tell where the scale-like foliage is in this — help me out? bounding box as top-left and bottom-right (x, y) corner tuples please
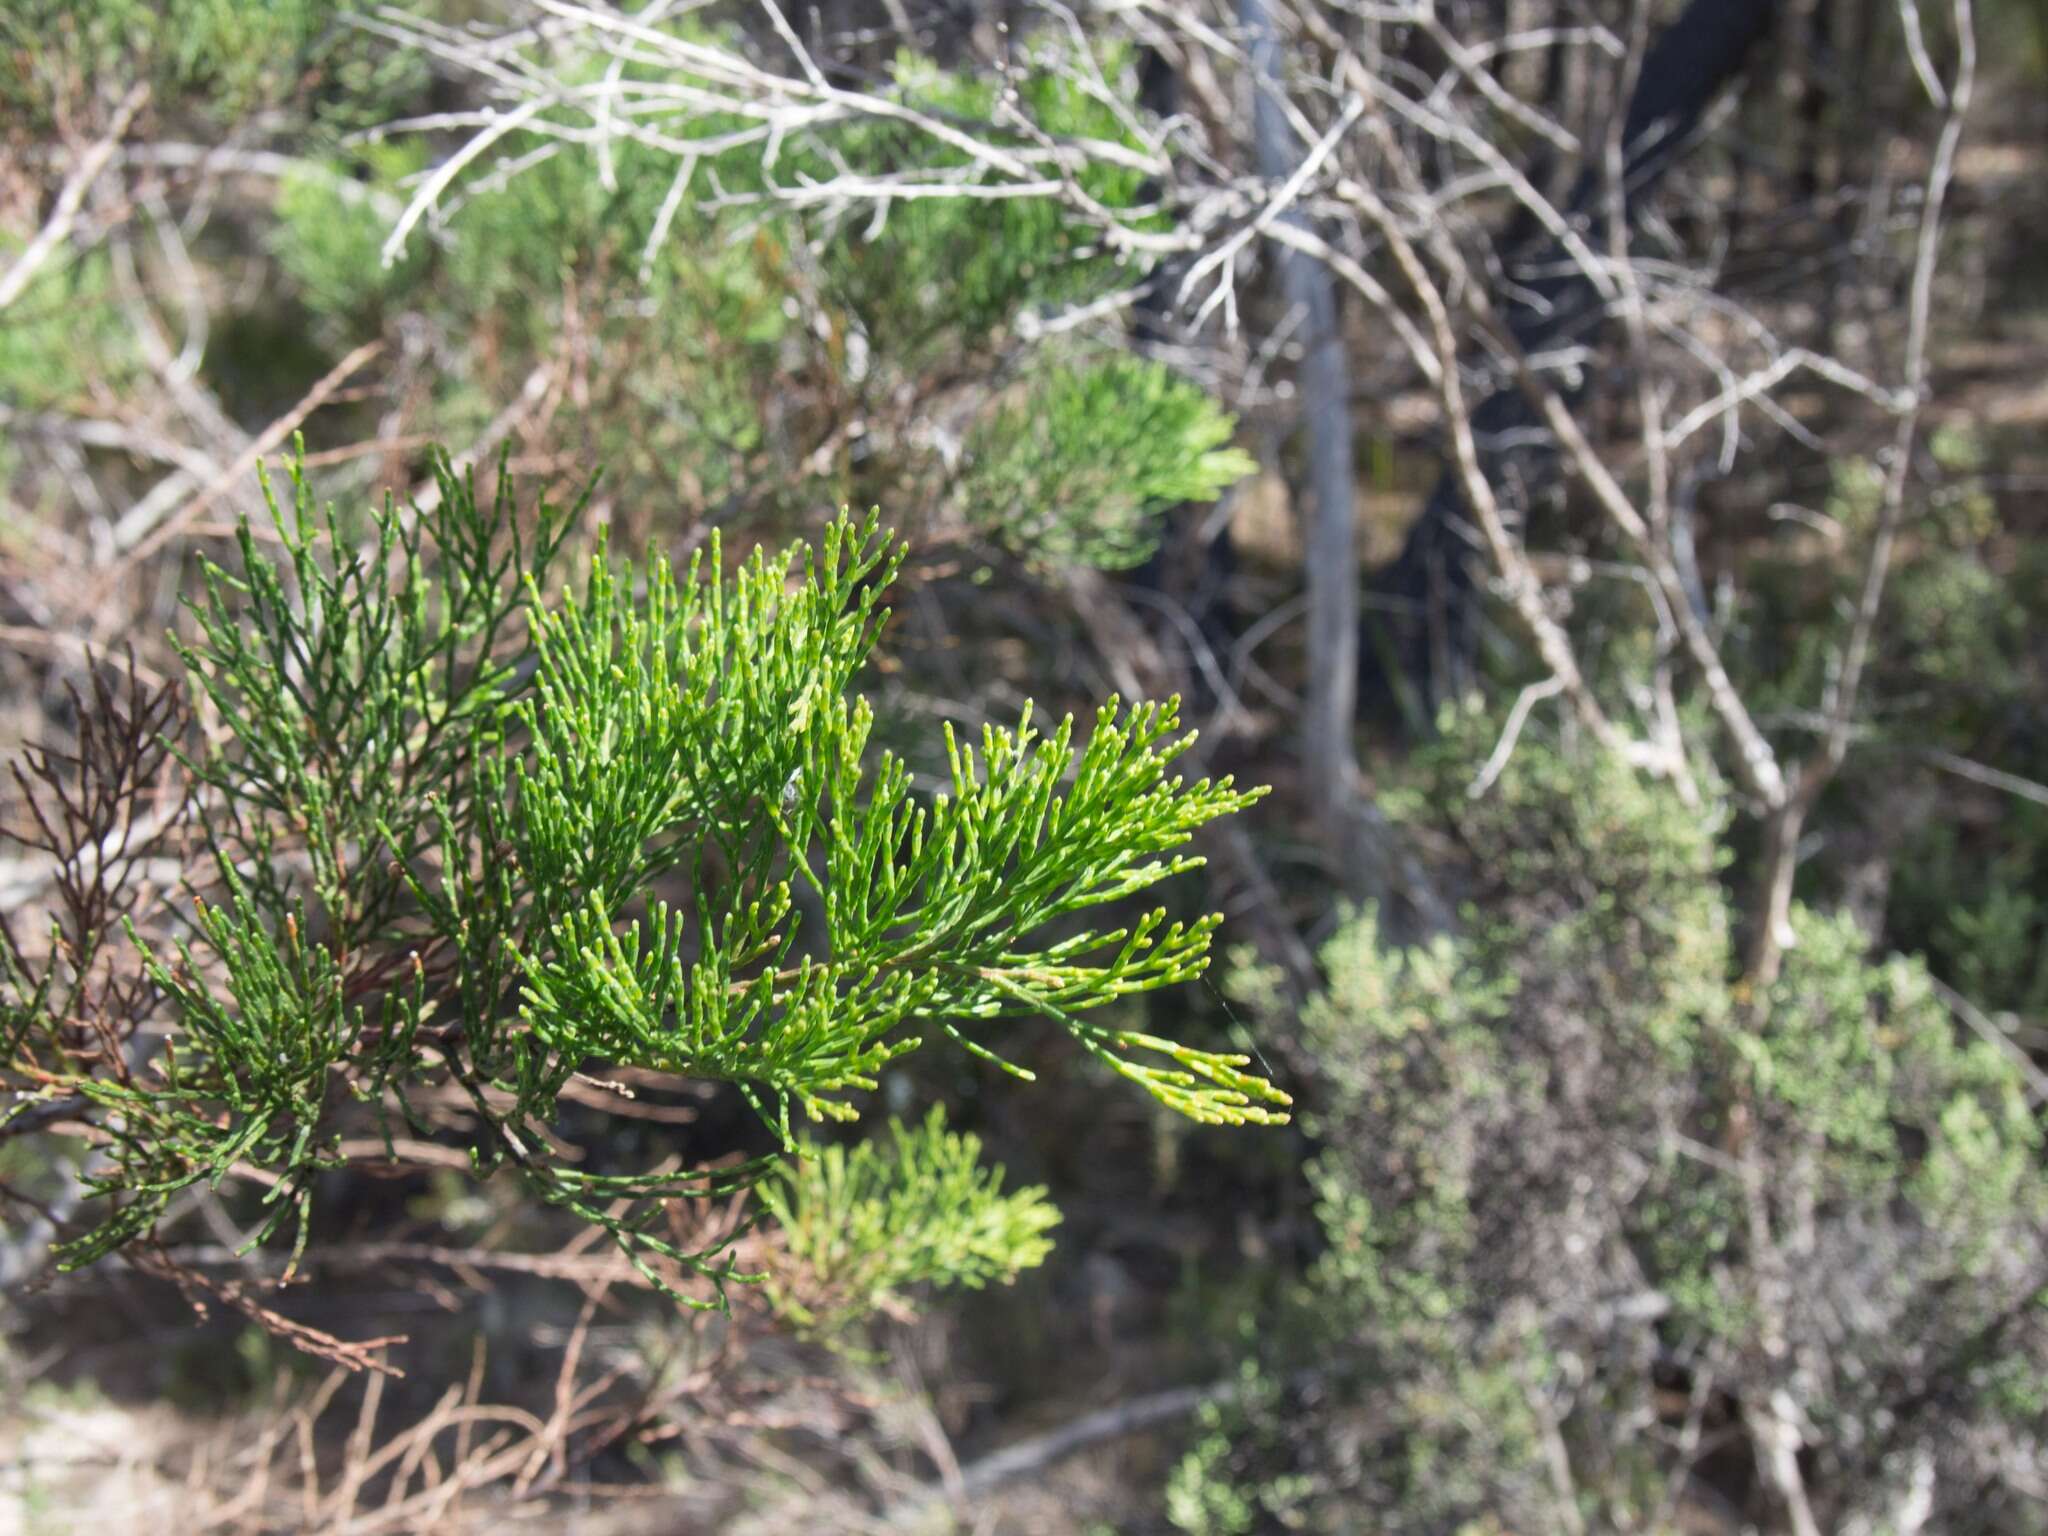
(758, 1106), (1060, 1331)
(7, 449), (1285, 1314)
(963, 355), (1257, 569)
(63, 879), (420, 1273)
(816, 47), (1164, 348)
(175, 447), (572, 951)
(496, 512), (1286, 1140)
(299, 25), (1246, 575)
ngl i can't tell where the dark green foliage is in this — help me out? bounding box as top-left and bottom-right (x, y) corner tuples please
(175, 447), (571, 953)
(1714, 427), (2048, 1034)
(63, 879), (419, 1272)
(270, 147), (428, 328)
(817, 48), (1164, 350)
(269, 26), (1241, 572)
(1871, 441), (2048, 1019)
(1892, 803), (2048, 1017)
(269, 130), (795, 508)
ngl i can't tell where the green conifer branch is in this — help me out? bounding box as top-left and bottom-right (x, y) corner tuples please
(757, 1106), (1062, 1331)
(8, 449), (1287, 1312)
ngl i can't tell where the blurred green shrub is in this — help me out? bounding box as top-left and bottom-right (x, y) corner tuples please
(1174, 710), (2048, 1534)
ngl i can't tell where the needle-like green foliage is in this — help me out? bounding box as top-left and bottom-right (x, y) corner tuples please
(757, 1106), (1061, 1332)
(963, 355), (1259, 569)
(62, 878), (421, 1274)
(13, 447), (1286, 1312)
(175, 447), (572, 951)
(498, 511), (1288, 1146)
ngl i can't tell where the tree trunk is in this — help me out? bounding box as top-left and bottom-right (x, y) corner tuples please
(1243, 0), (1355, 817)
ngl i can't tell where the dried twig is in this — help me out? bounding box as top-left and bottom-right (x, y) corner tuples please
(0, 83), (150, 311)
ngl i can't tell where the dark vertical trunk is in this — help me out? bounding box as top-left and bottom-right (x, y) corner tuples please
(1538, 1), (1574, 203)
(1797, 0), (1837, 203)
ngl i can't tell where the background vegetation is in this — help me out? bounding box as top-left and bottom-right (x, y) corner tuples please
(4, 1), (2046, 1532)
